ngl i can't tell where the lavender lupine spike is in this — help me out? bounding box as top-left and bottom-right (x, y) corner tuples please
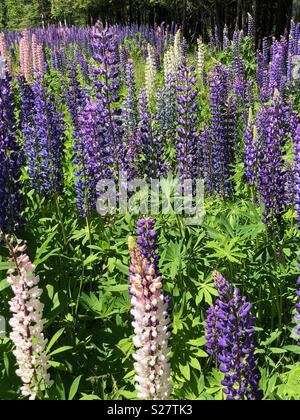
(295, 277), (300, 346)
(176, 64), (199, 181)
(223, 26), (229, 51)
(65, 61), (86, 134)
(293, 125), (300, 345)
(31, 74), (66, 196)
(92, 23), (123, 181)
(5, 237), (52, 400)
(128, 219), (172, 400)
(258, 89), (286, 224)
(75, 100), (108, 217)
(0, 71), (23, 233)
(164, 72), (177, 140)
(209, 64), (231, 195)
(205, 271), (262, 400)
(122, 59), (138, 138)
(244, 110), (257, 187)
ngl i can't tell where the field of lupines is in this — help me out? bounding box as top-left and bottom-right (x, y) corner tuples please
(0, 16), (300, 401)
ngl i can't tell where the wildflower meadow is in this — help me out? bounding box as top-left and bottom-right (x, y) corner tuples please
(0, 1), (300, 402)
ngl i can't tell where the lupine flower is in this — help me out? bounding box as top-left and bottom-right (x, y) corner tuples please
(29, 74), (66, 196)
(257, 90), (286, 224)
(244, 109), (257, 187)
(31, 34), (44, 74)
(128, 218), (172, 400)
(247, 14), (254, 39)
(176, 64), (199, 181)
(295, 277), (300, 346)
(205, 271), (262, 400)
(164, 72), (177, 140)
(75, 100), (106, 217)
(0, 71), (23, 233)
(5, 237), (52, 400)
(92, 23), (123, 181)
(145, 44), (157, 104)
(223, 25), (229, 51)
(0, 32), (12, 74)
(19, 30), (33, 82)
(209, 64), (231, 195)
(197, 37), (205, 83)
(122, 59), (138, 138)
(173, 29), (183, 70)
(65, 61), (86, 134)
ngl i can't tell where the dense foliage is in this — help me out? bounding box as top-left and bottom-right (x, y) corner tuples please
(0, 15), (300, 400)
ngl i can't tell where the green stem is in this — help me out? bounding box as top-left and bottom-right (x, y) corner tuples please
(54, 195), (68, 249)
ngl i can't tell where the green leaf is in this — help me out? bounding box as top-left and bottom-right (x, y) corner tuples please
(80, 394), (101, 400)
(283, 345), (300, 355)
(46, 328), (65, 354)
(83, 254), (99, 267)
(69, 375), (82, 400)
(0, 262), (11, 271)
(106, 284), (128, 293)
(269, 347), (287, 354)
(0, 279), (9, 292)
(48, 346), (73, 357)
(179, 363), (190, 381)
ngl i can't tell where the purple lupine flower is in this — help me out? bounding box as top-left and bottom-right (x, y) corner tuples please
(232, 31), (240, 57)
(176, 64), (199, 181)
(257, 90), (286, 224)
(205, 271), (262, 400)
(295, 277), (300, 346)
(92, 23), (123, 180)
(223, 25), (229, 51)
(76, 51), (90, 82)
(122, 59), (138, 138)
(30, 74), (66, 196)
(18, 74), (36, 186)
(64, 61), (86, 134)
(269, 42), (286, 97)
(209, 64), (231, 195)
(138, 88), (163, 179)
(294, 124), (300, 229)
(75, 100), (108, 217)
(0, 71), (23, 233)
(244, 110), (257, 187)
(123, 129), (143, 180)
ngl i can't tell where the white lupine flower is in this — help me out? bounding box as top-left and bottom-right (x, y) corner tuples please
(6, 239), (53, 400)
(145, 44), (157, 103)
(197, 37), (205, 83)
(128, 234), (172, 400)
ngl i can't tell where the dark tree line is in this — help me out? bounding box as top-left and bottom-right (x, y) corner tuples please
(0, 0), (300, 44)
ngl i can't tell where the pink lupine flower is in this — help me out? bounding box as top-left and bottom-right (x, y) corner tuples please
(0, 32), (12, 74)
(19, 30), (33, 82)
(32, 34), (44, 74)
(6, 237), (52, 400)
(128, 225), (172, 400)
